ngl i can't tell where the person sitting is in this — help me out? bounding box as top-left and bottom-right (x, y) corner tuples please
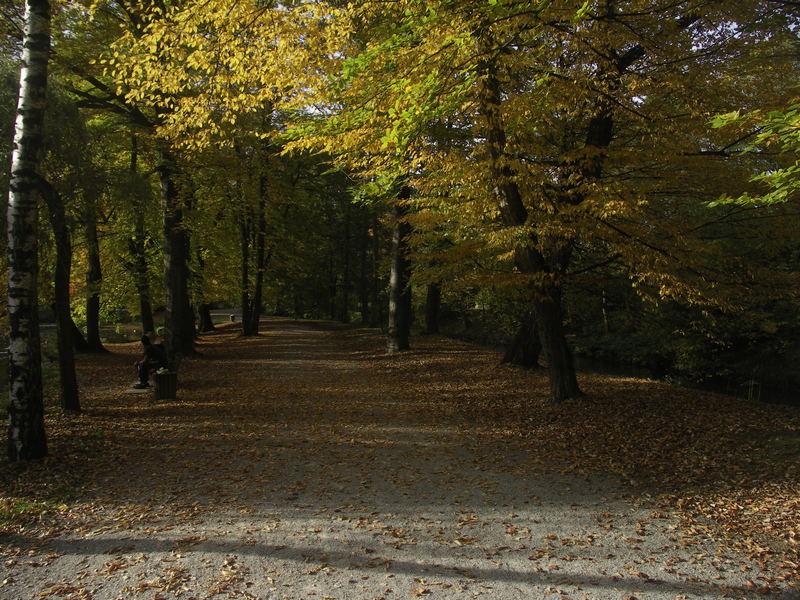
(133, 335), (168, 389)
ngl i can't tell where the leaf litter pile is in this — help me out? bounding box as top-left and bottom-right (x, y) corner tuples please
(1, 318), (798, 600)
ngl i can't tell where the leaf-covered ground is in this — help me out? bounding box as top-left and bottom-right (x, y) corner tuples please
(1, 318), (798, 599)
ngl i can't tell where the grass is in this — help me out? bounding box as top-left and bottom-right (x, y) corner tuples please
(0, 496), (62, 529)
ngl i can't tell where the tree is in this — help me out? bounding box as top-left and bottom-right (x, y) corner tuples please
(125, 133), (156, 334)
(712, 105), (800, 206)
(7, 0), (51, 460)
(114, 0), (797, 401)
(290, 0), (797, 402)
(387, 185), (413, 353)
(40, 178), (80, 412)
(63, 0), (197, 358)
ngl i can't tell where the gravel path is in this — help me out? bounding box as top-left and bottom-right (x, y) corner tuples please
(1, 320), (795, 600)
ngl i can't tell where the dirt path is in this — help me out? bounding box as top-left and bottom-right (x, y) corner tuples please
(1, 319), (796, 599)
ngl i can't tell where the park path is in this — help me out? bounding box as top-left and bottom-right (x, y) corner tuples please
(0, 319), (795, 600)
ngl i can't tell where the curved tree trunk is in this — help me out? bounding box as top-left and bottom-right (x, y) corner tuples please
(159, 148), (194, 357)
(7, 0), (50, 461)
(41, 181), (80, 413)
(386, 187), (412, 353)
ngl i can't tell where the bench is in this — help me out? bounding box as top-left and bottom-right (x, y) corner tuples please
(152, 353), (182, 401)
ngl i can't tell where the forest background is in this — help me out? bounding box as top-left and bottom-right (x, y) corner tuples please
(1, 0), (800, 458)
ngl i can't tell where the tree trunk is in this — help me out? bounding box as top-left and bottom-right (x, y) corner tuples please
(358, 211), (371, 324)
(159, 148), (194, 357)
(7, 0), (50, 461)
(339, 201), (351, 323)
(424, 282), (441, 335)
(328, 250), (337, 321)
(197, 303), (215, 332)
(238, 200), (255, 336)
(128, 134), (155, 334)
(534, 285), (580, 401)
(84, 194), (105, 352)
(193, 247), (215, 333)
(133, 245), (155, 334)
(386, 188), (412, 353)
(502, 309), (542, 369)
(41, 181), (80, 412)
(71, 316), (90, 352)
(245, 174), (268, 336)
(369, 215), (381, 328)
(477, 42), (580, 402)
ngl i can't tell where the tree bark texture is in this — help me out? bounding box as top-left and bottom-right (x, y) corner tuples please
(386, 188), (412, 353)
(159, 149), (194, 357)
(41, 181), (80, 412)
(7, 0), (50, 461)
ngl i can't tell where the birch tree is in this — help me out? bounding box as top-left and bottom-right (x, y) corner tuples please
(7, 0), (50, 460)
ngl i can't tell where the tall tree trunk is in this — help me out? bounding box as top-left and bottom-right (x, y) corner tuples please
(534, 284), (579, 399)
(238, 203), (253, 335)
(129, 134), (154, 334)
(41, 181), (80, 412)
(159, 148), (194, 357)
(7, 0), (50, 461)
(424, 282), (441, 335)
(386, 188), (412, 353)
(358, 211), (371, 324)
(477, 42), (580, 402)
(84, 194), (105, 352)
(245, 175), (268, 336)
(327, 251), (337, 321)
(132, 234), (155, 334)
(339, 201), (351, 323)
(369, 215), (382, 328)
(194, 247), (215, 333)
(502, 309), (542, 368)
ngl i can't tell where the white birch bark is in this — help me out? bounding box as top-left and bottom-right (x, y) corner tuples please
(7, 0), (51, 461)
